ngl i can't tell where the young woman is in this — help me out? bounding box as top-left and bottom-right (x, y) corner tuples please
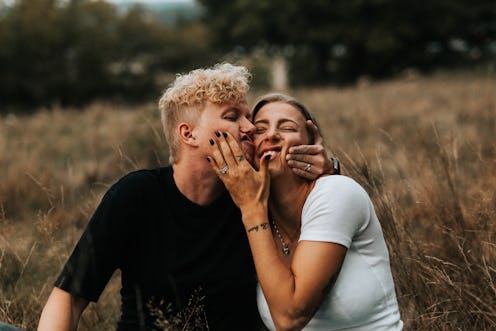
(208, 93), (403, 330)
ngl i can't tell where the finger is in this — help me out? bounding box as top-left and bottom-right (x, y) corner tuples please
(260, 153), (271, 187)
(286, 153), (315, 164)
(223, 131), (247, 165)
(208, 137), (227, 170)
(306, 120), (323, 146)
(214, 131), (238, 168)
(287, 144), (324, 157)
(259, 154), (270, 178)
(287, 159), (322, 174)
(291, 167), (318, 181)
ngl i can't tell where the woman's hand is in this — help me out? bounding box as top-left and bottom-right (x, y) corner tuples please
(286, 120), (340, 179)
(208, 131), (270, 219)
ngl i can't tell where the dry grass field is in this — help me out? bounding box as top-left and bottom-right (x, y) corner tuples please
(1, 72), (495, 330)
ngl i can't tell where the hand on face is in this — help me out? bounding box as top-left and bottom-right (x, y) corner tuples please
(207, 131), (270, 211)
(285, 120), (338, 179)
(253, 104), (337, 180)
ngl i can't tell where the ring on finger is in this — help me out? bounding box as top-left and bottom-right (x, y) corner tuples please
(304, 163), (312, 172)
(219, 164), (229, 174)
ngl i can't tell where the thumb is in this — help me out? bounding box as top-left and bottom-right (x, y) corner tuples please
(307, 120), (323, 146)
(259, 153), (271, 194)
(260, 153), (271, 179)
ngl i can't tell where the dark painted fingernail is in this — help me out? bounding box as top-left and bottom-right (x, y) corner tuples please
(215, 131), (221, 137)
(209, 138), (214, 145)
(223, 132), (227, 138)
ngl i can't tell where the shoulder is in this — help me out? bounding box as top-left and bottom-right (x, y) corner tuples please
(105, 166), (171, 201)
(301, 176), (372, 245)
(310, 175), (369, 204)
(303, 175), (372, 226)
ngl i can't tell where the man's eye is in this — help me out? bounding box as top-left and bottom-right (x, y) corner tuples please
(281, 127), (296, 131)
(224, 115), (238, 121)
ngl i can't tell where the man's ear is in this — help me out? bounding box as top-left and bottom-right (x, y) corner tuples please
(178, 122), (199, 147)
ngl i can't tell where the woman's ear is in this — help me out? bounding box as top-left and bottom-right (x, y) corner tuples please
(178, 122), (199, 147)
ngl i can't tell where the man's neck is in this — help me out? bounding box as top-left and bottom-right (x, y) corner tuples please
(172, 155), (226, 206)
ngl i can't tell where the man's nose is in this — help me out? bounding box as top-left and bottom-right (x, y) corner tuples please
(241, 117), (255, 135)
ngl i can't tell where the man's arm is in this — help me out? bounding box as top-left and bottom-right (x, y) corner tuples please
(287, 120), (340, 179)
(38, 287), (89, 331)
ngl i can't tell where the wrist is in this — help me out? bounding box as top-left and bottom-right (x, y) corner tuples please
(245, 221), (270, 234)
(326, 157), (340, 175)
(241, 207), (268, 227)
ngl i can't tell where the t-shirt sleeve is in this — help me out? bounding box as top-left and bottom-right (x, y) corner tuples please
(299, 176), (371, 248)
(54, 171), (147, 302)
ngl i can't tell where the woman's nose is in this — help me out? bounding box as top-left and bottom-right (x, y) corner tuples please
(265, 128), (280, 142)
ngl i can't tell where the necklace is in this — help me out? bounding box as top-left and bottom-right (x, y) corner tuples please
(271, 220), (290, 255)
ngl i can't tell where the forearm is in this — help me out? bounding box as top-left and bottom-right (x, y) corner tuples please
(242, 210), (316, 330)
(38, 288), (88, 331)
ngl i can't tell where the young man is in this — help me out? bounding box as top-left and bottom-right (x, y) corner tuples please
(38, 63), (338, 331)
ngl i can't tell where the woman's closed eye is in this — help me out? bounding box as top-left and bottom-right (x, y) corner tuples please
(280, 126), (297, 132)
(255, 126), (267, 134)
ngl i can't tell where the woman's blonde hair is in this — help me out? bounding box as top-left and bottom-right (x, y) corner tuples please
(158, 63), (251, 164)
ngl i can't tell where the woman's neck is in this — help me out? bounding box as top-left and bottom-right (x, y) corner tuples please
(268, 174), (315, 236)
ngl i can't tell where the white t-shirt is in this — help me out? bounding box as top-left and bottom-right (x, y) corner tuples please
(257, 175), (403, 330)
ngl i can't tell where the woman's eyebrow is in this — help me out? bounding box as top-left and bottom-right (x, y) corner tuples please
(254, 118), (299, 125)
(277, 118), (298, 125)
(254, 118), (269, 125)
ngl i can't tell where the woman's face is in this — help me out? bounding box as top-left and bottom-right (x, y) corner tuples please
(253, 101), (311, 176)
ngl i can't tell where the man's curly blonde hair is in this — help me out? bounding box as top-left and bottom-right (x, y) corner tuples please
(158, 63), (251, 164)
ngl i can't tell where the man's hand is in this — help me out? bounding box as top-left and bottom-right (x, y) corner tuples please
(286, 120), (340, 179)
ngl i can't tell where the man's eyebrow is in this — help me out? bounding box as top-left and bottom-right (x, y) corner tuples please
(221, 107), (240, 115)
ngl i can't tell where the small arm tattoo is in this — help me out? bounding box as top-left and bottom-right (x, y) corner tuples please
(247, 222), (270, 233)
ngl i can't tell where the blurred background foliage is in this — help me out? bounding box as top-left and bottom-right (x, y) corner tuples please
(0, 0), (495, 111)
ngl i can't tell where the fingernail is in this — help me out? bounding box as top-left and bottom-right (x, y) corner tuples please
(223, 132), (227, 138)
(209, 138), (214, 145)
(215, 131), (221, 137)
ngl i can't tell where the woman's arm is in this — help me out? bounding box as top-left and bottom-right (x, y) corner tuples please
(38, 287), (88, 331)
(243, 207), (347, 331)
(208, 132), (346, 330)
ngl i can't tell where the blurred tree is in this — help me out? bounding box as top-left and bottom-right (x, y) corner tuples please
(198, 0), (496, 85)
(0, 0), (213, 111)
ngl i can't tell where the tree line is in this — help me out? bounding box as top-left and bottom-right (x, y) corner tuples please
(0, 0), (494, 111)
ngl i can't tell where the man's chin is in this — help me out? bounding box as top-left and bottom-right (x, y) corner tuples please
(241, 142), (255, 166)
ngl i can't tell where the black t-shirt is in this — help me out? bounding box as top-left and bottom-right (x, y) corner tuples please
(55, 166), (260, 330)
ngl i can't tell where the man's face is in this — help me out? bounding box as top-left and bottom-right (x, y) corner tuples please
(194, 100), (256, 164)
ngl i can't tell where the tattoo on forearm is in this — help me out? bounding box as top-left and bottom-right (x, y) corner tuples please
(247, 222), (270, 233)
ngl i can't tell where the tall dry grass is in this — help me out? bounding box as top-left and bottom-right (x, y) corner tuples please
(1, 72), (495, 330)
